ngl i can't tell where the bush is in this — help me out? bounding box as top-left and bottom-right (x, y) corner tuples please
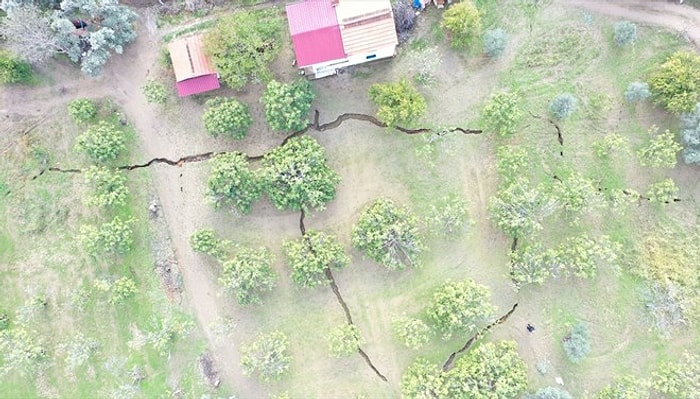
(68, 98), (97, 124)
(84, 166), (129, 208)
(426, 194), (470, 237)
(483, 28), (508, 58)
(74, 121), (127, 163)
(646, 178), (678, 203)
(392, 317), (431, 350)
(525, 386), (573, 399)
(652, 352), (700, 398)
(648, 51), (700, 114)
(624, 82), (651, 103)
(613, 21), (637, 46)
(141, 79), (168, 104)
(637, 126), (682, 168)
(401, 358), (447, 398)
(240, 330), (291, 382)
(203, 97), (253, 139)
(261, 79), (315, 132)
(283, 230), (349, 288)
(327, 323), (363, 358)
(189, 228), (226, 259)
(206, 152), (262, 214)
(351, 198), (423, 270)
(680, 102), (700, 164)
(562, 323), (591, 363)
(595, 376), (650, 399)
(204, 10), (282, 89)
(549, 93), (578, 120)
(79, 216), (135, 255)
(481, 91), (521, 136)
(219, 246), (277, 305)
(642, 282), (692, 338)
(0, 50), (33, 84)
(109, 276), (137, 304)
(368, 78), (427, 127)
(427, 279), (495, 340)
(441, 1), (482, 49)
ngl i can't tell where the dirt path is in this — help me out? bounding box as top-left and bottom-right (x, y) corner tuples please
(564, 0), (700, 47)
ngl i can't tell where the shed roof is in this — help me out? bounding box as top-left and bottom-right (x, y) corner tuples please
(175, 75), (221, 97)
(286, 0), (339, 35)
(286, 0), (346, 67)
(167, 34), (217, 82)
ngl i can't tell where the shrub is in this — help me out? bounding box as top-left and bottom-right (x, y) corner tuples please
(109, 276), (137, 304)
(427, 279), (495, 340)
(206, 152), (262, 214)
(79, 216), (135, 256)
(283, 230), (349, 288)
(240, 330), (291, 382)
(646, 178), (678, 203)
(84, 166), (129, 208)
(327, 323), (363, 358)
(202, 97), (252, 139)
(68, 98), (97, 124)
(562, 323), (591, 363)
(426, 194), (470, 237)
(74, 121), (127, 163)
(595, 375), (650, 399)
(680, 102), (700, 164)
(351, 198), (423, 270)
(549, 93), (578, 120)
(525, 386), (573, 399)
(368, 78), (427, 127)
(219, 246), (277, 305)
(637, 126), (682, 168)
(0, 50), (33, 84)
(483, 28), (508, 58)
(141, 79), (168, 104)
(648, 51), (700, 114)
(392, 317), (431, 350)
(593, 133), (629, 158)
(441, 1), (482, 49)
(652, 352), (700, 398)
(624, 82), (651, 103)
(481, 91), (521, 136)
(489, 178), (558, 237)
(189, 228), (226, 259)
(613, 21), (637, 46)
(642, 282), (692, 338)
(261, 79), (315, 132)
(401, 358), (447, 399)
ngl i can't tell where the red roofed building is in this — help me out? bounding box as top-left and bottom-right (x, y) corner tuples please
(167, 34), (221, 97)
(286, 0), (398, 78)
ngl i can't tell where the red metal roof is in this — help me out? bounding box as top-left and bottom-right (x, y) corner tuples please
(175, 74), (220, 97)
(286, 0), (346, 67)
(168, 34), (217, 82)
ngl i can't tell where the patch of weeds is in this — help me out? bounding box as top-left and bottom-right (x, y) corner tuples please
(141, 80), (169, 104)
(515, 23), (598, 76)
(162, 19), (216, 43)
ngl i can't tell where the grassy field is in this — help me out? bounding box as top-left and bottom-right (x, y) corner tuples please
(2, 0), (699, 398)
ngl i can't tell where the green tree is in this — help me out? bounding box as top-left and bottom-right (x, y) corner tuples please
(327, 323), (364, 358)
(613, 21), (637, 46)
(0, 50), (33, 84)
(525, 386), (573, 399)
(483, 28), (508, 58)
(444, 341), (528, 398)
(74, 121), (127, 163)
(368, 78), (427, 127)
(203, 97), (253, 139)
(283, 230), (349, 288)
(562, 323), (591, 363)
(260, 136), (340, 211)
(551, 170), (600, 216)
(400, 357), (448, 399)
(651, 352), (700, 398)
(141, 80), (168, 104)
(440, 1), (482, 49)
(108, 276), (137, 304)
(595, 376), (650, 399)
(204, 10), (282, 89)
(67, 98), (97, 124)
(488, 178), (558, 238)
(637, 126), (682, 168)
(84, 166), (129, 208)
(392, 317), (431, 350)
(79, 216), (135, 255)
(495, 145), (531, 186)
(219, 246), (277, 305)
(648, 51), (700, 114)
(189, 228), (227, 259)
(481, 91), (521, 137)
(427, 279), (495, 339)
(351, 198), (423, 270)
(624, 82), (651, 103)
(206, 152), (262, 214)
(261, 79), (315, 132)
(240, 330), (291, 382)
(549, 93), (578, 120)
(510, 243), (559, 287)
(555, 234), (618, 279)
(646, 178), (679, 204)
(426, 194), (470, 238)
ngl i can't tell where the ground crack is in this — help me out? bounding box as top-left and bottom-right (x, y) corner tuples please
(299, 210), (388, 383)
(441, 303), (518, 372)
(39, 111), (481, 176)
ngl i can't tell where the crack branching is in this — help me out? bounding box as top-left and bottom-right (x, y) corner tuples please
(441, 303), (519, 372)
(40, 111), (481, 176)
(299, 210), (388, 382)
(528, 111), (563, 156)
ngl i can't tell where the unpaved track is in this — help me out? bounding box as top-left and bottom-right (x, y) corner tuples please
(565, 0), (700, 47)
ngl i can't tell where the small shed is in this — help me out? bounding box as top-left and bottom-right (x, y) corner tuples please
(167, 34), (220, 97)
(286, 0), (399, 79)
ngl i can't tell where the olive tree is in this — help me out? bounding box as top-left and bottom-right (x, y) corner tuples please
(440, 1), (482, 49)
(206, 152), (262, 214)
(283, 230), (349, 288)
(646, 178), (679, 204)
(488, 178), (558, 238)
(219, 246), (277, 305)
(203, 97), (252, 139)
(327, 323), (364, 358)
(368, 78), (427, 127)
(648, 51), (700, 114)
(400, 357), (448, 399)
(261, 79), (315, 132)
(392, 317), (431, 350)
(74, 121), (127, 163)
(351, 198), (423, 270)
(481, 91), (522, 137)
(240, 330), (291, 382)
(84, 166), (129, 208)
(189, 228), (227, 260)
(427, 279), (495, 340)
(260, 136), (340, 212)
(637, 126), (682, 168)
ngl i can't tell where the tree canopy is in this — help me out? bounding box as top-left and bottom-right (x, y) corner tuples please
(441, 1), (482, 49)
(262, 79), (315, 132)
(203, 97), (252, 139)
(427, 279), (495, 339)
(368, 78), (427, 128)
(206, 152), (262, 214)
(260, 136), (340, 212)
(648, 51), (700, 114)
(283, 230), (349, 288)
(219, 246), (277, 305)
(327, 323), (363, 358)
(240, 330), (291, 382)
